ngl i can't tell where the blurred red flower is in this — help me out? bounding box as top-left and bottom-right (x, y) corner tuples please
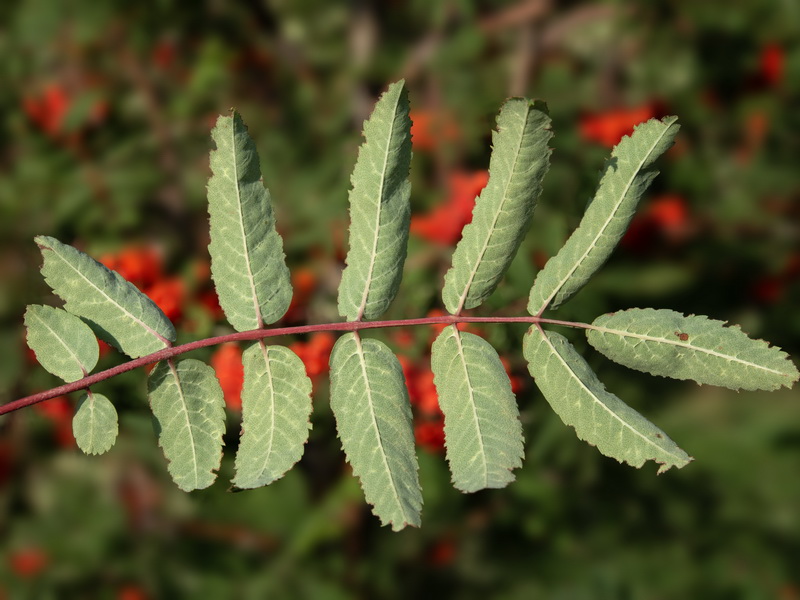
(411, 170), (489, 245)
(100, 246), (187, 324)
(429, 538), (457, 567)
(100, 246), (163, 289)
(33, 395), (75, 448)
(415, 420), (445, 454)
(284, 267), (317, 322)
(400, 355), (446, 453)
(410, 109), (460, 151)
(34, 395), (72, 422)
(622, 194), (691, 251)
(145, 277), (186, 322)
(196, 289), (224, 320)
(23, 83), (70, 137)
(289, 332), (336, 379)
(210, 343), (244, 411)
(579, 104), (658, 147)
(23, 82), (108, 140)
(9, 547), (48, 577)
(117, 585), (149, 600)
(760, 43), (784, 87)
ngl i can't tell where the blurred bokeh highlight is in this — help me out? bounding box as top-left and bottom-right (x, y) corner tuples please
(1, 1), (799, 597)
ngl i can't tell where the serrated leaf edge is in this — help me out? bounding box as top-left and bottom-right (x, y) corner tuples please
(36, 236), (172, 347)
(589, 320), (794, 382)
(534, 325), (689, 470)
(25, 305), (96, 381)
(533, 117), (677, 315)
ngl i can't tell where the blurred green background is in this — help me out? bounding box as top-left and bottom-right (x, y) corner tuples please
(1, 0), (799, 598)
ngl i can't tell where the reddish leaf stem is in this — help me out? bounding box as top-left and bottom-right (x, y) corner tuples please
(1, 314), (591, 417)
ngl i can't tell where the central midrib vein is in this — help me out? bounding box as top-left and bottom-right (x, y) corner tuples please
(356, 90), (402, 321)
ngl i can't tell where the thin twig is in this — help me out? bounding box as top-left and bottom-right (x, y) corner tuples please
(1, 314), (592, 416)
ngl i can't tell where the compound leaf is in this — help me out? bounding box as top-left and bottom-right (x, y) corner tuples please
(338, 80), (412, 321)
(148, 359), (226, 492)
(587, 308), (799, 391)
(442, 99), (552, 313)
(208, 111), (292, 331)
(35, 236), (175, 358)
(73, 392), (118, 455)
(523, 327), (691, 473)
(25, 305), (98, 382)
(233, 343), (313, 489)
(528, 117), (680, 314)
(329, 333), (421, 530)
(431, 326), (524, 492)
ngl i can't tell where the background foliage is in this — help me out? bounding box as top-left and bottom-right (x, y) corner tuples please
(1, 0), (799, 597)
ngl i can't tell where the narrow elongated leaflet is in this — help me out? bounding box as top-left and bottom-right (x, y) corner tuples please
(233, 343), (313, 489)
(338, 80), (412, 321)
(524, 327), (691, 473)
(528, 117), (680, 314)
(442, 99), (552, 313)
(73, 392), (118, 455)
(148, 359), (226, 491)
(587, 308), (799, 391)
(431, 326), (524, 492)
(25, 305), (98, 382)
(208, 111), (292, 331)
(35, 236), (175, 358)
(329, 333), (422, 530)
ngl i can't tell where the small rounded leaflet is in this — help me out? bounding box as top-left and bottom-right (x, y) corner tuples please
(72, 392), (118, 455)
(24, 305), (99, 382)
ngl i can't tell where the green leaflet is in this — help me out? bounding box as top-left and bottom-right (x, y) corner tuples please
(587, 308), (799, 391)
(208, 112), (292, 331)
(431, 326), (524, 492)
(442, 99), (552, 314)
(24, 305), (98, 382)
(148, 359), (226, 492)
(528, 117), (680, 315)
(233, 343), (313, 489)
(35, 236), (175, 358)
(329, 333), (422, 530)
(73, 392), (118, 455)
(523, 327), (691, 473)
(338, 80), (412, 321)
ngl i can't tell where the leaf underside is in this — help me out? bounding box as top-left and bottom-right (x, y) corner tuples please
(233, 343), (313, 489)
(587, 308), (799, 391)
(73, 392), (118, 455)
(528, 116), (680, 315)
(523, 327), (691, 473)
(208, 112), (292, 331)
(35, 236), (175, 358)
(329, 333), (422, 530)
(338, 80), (412, 322)
(25, 305), (98, 382)
(431, 326), (524, 492)
(442, 98), (553, 314)
(148, 359), (226, 492)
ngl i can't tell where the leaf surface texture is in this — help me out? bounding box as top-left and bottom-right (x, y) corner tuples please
(442, 99), (552, 313)
(329, 333), (421, 530)
(587, 308), (799, 391)
(148, 359), (226, 491)
(36, 236), (175, 357)
(524, 327), (691, 472)
(25, 305), (98, 382)
(73, 392), (118, 455)
(528, 117), (679, 314)
(208, 112), (292, 330)
(338, 81), (412, 321)
(233, 343), (313, 489)
(431, 326), (524, 492)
